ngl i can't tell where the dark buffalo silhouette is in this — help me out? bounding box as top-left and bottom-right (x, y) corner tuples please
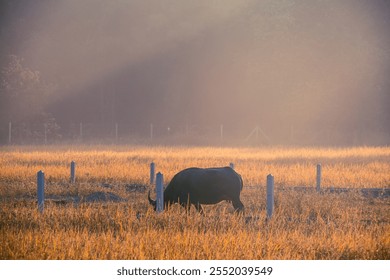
(148, 167), (244, 213)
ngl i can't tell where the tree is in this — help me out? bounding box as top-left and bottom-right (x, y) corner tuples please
(0, 55), (60, 143)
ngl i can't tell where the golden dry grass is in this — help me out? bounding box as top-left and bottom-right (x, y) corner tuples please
(1, 145), (389, 259)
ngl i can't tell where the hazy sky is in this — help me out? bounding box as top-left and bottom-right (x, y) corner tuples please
(1, 0), (389, 144)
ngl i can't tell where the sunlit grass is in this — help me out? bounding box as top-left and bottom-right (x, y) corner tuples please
(0, 145), (389, 259)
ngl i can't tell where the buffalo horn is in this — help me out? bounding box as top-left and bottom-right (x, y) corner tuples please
(148, 190), (156, 206)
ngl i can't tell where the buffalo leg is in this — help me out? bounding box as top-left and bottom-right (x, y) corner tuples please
(194, 203), (204, 214)
(180, 202), (191, 213)
(232, 199), (244, 212)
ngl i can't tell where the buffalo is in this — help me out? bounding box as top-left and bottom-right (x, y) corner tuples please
(148, 167), (244, 213)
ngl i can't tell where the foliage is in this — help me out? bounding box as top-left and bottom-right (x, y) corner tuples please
(0, 55), (60, 143)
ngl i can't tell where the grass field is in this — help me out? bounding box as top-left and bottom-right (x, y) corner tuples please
(1, 145), (389, 259)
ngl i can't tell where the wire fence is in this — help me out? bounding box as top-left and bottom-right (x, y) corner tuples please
(3, 122), (247, 145)
(1, 121), (389, 146)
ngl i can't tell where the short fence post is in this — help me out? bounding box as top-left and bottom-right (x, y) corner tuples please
(37, 170), (45, 213)
(266, 174), (274, 219)
(316, 164), (321, 192)
(79, 122), (83, 141)
(44, 123), (47, 145)
(156, 172), (164, 213)
(229, 162), (235, 169)
(70, 161), (76, 184)
(8, 122), (12, 144)
(150, 162), (155, 184)
(115, 123), (118, 142)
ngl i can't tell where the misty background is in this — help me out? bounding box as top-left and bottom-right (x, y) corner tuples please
(1, 0), (389, 145)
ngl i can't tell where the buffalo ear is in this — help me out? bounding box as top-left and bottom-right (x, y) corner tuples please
(148, 190), (156, 206)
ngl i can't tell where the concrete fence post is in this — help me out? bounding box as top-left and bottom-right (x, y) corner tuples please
(266, 174), (274, 219)
(115, 123), (118, 142)
(44, 123), (47, 145)
(79, 122), (83, 141)
(316, 164), (322, 192)
(37, 170), (45, 213)
(8, 122), (12, 144)
(70, 161), (76, 184)
(156, 172), (164, 213)
(150, 162), (155, 184)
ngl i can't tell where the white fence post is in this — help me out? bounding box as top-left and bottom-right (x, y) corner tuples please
(266, 174), (274, 219)
(316, 164), (322, 192)
(115, 123), (118, 142)
(156, 172), (164, 213)
(70, 161), (76, 184)
(150, 162), (155, 184)
(44, 123), (47, 144)
(79, 122), (83, 141)
(37, 170), (45, 213)
(8, 122), (12, 144)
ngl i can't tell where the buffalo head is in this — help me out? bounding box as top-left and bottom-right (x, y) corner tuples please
(148, 190), (157, 211)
